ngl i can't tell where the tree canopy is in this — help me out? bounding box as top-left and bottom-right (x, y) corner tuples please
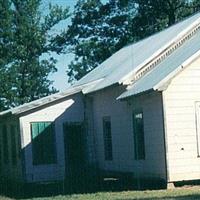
(0, 0), (70, 110)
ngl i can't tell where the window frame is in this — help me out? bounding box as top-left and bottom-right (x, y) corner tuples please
(195, 102), (200, 157)
(133, 109), (145, 160)
(102, 116), (113, 161)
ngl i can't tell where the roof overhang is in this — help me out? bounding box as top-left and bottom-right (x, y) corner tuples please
(154, 49), (200, 91)
(118, 49), (200, 100)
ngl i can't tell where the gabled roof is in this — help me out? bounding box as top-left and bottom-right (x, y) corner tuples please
(75, 12), (200, 94)
(118, 30), (200, 99)
(0, 80), (101, 116)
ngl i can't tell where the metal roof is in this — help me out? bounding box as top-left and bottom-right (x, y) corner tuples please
(118, 30), (200, 99)
(0, 82), (96, 116)
(76, 12), (200, 94)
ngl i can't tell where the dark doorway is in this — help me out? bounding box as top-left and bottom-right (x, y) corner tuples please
(63, 122), (86, 191)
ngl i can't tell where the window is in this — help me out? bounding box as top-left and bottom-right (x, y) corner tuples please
(3, 125), (9, 164)
(103, 117), (113, 161)
(10, 125), (17, 166)
(195, 102), (200, 157)
(133, 111), (145, 160)
(31, 122), (56, 165)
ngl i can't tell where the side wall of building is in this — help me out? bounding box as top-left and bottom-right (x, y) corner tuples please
(19, 93), (84, 183)
(164, 56), (200, 182)
(89, 86), (166, 180)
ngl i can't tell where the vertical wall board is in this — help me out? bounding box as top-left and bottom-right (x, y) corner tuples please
(164, 55), (200, 182)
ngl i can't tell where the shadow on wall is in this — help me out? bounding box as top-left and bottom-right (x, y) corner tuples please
(0, 95), (86, 198)
(0, 93), (165, 198)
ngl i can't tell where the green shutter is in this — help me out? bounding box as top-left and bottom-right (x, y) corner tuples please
(31, 123), (39, 139)
(31, 122), (56, 165)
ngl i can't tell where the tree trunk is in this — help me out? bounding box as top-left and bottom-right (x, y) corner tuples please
(168, 10), (176, 26)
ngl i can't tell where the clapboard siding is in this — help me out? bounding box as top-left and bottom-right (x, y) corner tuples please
(91, 86), (166, 179)
(19, 93), (84, 183)
(164, 56), (200, 182)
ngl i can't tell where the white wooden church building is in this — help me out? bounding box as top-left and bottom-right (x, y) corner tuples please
(1, 12), (200, 188)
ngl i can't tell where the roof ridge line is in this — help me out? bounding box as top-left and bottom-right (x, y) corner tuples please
(133, 22), (200, 82)
(119, 15), (200, 85)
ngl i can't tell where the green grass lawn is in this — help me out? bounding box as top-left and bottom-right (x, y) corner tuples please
(1, 188), (200, 200)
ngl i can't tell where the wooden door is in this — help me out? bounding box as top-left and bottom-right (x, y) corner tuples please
(63, 122), (85, 177)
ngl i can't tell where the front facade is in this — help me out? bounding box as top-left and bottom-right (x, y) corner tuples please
(0, 12), (200, 188)
(163, 56), (200, 182)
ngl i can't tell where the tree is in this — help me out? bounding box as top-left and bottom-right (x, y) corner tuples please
(0, 0), (14, 109)
(192, 0), (200, 12)
(0, 0), (70, 109)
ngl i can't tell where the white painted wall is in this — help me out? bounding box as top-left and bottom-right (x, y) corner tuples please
(128, 92), (166, 179)
(19, 93), (84, 183)
(164, 55), (200, 182)
(90, 86), (166, 180)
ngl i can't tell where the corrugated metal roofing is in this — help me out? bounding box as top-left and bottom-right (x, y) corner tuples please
(0, 82), (94, 116)
(0, 86), (82, 116)
(118, 30), (200, 99)
(76, 12), (200, 94)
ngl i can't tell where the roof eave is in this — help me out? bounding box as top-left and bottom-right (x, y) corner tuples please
(0, 110), (12, 117)
(118, 49), (200, 100)
(117, 88), (154, 101)
(154, 49), (200, 91)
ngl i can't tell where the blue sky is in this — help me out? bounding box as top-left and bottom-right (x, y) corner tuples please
(43, 0), (108, 91)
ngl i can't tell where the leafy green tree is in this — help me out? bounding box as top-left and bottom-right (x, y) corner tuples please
(0, 0), (14, 109)
(132, 0), (193, 40)
(192, 0), (200, 12)
(0, 0), (70, 109)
